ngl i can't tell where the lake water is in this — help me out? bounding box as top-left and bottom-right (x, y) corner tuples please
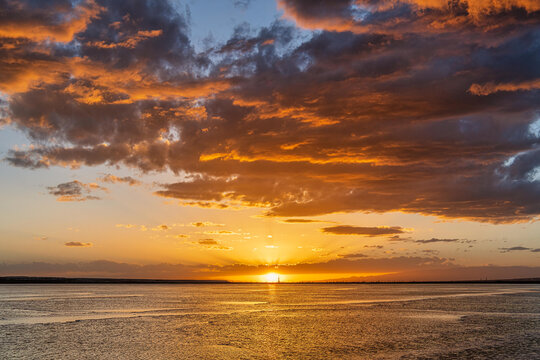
(0, 284), (539, 359)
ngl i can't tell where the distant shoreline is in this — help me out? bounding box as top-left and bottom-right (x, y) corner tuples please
(1, 276), (539, 284)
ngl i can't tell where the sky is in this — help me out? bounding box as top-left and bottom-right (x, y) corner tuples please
(0, 0), (539, 282)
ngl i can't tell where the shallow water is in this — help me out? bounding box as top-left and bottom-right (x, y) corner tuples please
(0, 284), (538, 359)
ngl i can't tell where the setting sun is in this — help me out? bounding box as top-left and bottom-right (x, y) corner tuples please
(264, 273), (280, 283)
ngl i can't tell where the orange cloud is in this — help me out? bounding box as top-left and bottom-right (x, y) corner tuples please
(85, 29), (163, 49)
(278, 0), (540, 33)
(0, 0), (103, 42)
(469, 79), (540, 95)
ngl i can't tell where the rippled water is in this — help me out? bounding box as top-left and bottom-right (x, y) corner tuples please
(0, 284), (539, 359)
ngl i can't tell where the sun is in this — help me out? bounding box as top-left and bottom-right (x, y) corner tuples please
(264, 272), (280, 283)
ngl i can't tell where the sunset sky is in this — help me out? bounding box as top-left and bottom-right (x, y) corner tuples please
(0, 0), (539, 282)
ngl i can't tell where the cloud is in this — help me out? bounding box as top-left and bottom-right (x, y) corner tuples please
(64, 241), (92, 247)
(414, 238), (461, 244)
(0, 258), (539, 281)
(47, 180), (107, 202)
(499, 246), (540, 253)
(202, 230), (240, 235)
(469, 79), (540, 96)
(1, 0), (540, 225)
(233, 0), (252, 10)
(280, 218), (326, 223)
(98, 174), (141, 186)
(198, 239), (218, 245)
(152, 224), (170, 231)
(190, 221), (225, 227)
(195, 238), (233, 251)
(0, 0), (103, 42)
(390, 237), (476, 244)
(322, 225), (405, 236)
(338, 253), (368, 258)
(278, 0), (540, 33)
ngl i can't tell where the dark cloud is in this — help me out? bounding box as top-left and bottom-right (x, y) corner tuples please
(278, 0), (540, 33)
(0, 0), (103, 42)
(338, 253), (368, 259)
(391, 237), (476, 244)
(414, 238), (461, 244)
(322, 225), (404, 236)
(1, 0), (539, 224)
(47, 180), (106, 201)
(64, 241), (92, 247)
(281, 218), (325, 223)
(499, 246), (540, 253)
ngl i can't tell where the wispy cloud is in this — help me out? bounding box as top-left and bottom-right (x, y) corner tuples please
(47, 180), (107, 202)
(281, 219), (328, 223)
(414, 238), (462, 244)
(190, 222), (225, 227)
(98, 174), (141, 186)
(64, 241), (92, 247)
(195, 239), (233, 251)
(322, 225), (405, 237)
(499, 246), (540, 253)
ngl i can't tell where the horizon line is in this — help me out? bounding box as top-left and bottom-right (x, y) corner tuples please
(1, 276), (539, 285)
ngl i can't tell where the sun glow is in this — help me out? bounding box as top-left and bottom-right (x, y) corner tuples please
(264, 272), (280, 283)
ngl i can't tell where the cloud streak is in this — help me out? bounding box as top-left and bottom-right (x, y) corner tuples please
(322, 225), (405, 236)
(499, 246), (540, 253)
(65, 241), (92, 247)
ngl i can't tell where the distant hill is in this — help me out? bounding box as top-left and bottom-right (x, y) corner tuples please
(0, 276), (229, 284)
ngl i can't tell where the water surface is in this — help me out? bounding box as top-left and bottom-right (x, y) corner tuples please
(0, 284), (538, 359)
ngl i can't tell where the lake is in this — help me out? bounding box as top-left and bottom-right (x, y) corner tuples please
(1, 284), (539, 359)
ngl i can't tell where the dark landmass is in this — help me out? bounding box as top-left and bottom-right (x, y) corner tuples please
(318, 278), (540, 284)
(0, 276), (539, 284)
(0, 276), (229, 284)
